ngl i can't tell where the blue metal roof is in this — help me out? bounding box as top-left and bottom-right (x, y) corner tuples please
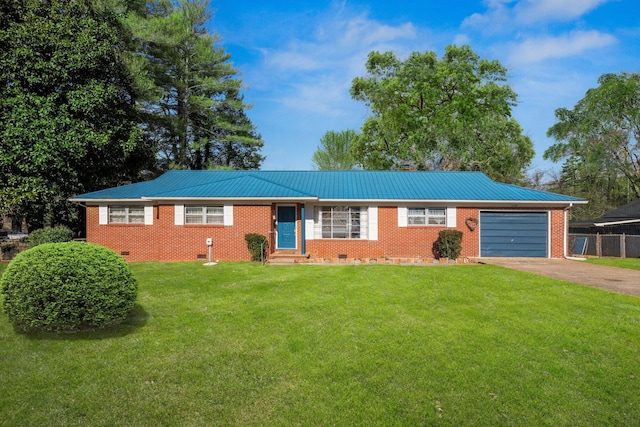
(72, 170), (585, 203)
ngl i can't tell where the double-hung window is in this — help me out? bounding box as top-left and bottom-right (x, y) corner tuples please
(408, 207), (446, 225)
(321, 206), (362, 239)
(185, 205), (224, 225)
(109, 205), (145, 224)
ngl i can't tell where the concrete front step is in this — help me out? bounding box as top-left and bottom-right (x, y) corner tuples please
(267, 252), (310, 264)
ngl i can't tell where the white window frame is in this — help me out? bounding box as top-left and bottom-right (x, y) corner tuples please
(407, 207), (447, 226)
(108, 205), (146, 224)
(399, 206), (456, 228)
(174, 204), (233, 226)
(319, 206), (365, 239)
(184, 205), (225, 225)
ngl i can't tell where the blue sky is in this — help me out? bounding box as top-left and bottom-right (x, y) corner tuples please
(209, 0), (639, 176)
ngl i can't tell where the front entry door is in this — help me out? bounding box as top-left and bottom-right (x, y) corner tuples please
(277, 206), (296, 249)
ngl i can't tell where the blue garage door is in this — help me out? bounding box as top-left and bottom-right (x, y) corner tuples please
(480, 212), (548, 257)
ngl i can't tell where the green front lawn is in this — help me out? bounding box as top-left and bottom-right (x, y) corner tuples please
(1, 262), (640, 426)
(586, 257), (640, 270)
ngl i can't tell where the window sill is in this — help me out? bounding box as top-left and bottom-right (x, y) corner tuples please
(318, 238), (368, 240)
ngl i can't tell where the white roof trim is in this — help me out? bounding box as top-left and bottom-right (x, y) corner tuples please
(594, 218), (640, 227)
(71, 197), (584, 205)
(145, 197), (318, 202)
(316, 199), (585, 205)
(70, 198), (145, 203)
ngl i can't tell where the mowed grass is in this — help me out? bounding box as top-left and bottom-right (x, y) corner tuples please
(586, 257), (640, 270)
(1, 261), (640, 426)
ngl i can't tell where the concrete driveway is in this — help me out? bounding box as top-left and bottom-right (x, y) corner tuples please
(481, 258), (640, 298)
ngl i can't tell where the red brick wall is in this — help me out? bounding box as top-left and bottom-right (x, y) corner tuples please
(86, 203), (568, 261)
(304, 206), (567, 260)
(550, 208), (567, 258)
(86, 204), (272, 262)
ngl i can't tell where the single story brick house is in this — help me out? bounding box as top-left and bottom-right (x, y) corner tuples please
(71, 170), (586, 263)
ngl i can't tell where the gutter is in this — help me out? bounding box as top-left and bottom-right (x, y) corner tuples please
(304, 199), (585, 206)
(71, 195), (585, 206)
(145, 197), (319, 202)
(70, 196), (319, 203)
(70, 198), (142, 203)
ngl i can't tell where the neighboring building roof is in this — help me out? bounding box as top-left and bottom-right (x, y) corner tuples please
(594, 198), (640, 224)
(72, 170), (586, 204)
(569, 198), (640, 228)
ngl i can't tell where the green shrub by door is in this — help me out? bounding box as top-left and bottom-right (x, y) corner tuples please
(245, 233), (268, 262)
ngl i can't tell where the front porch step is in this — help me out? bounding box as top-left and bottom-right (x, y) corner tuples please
(267, 252), (310, 264)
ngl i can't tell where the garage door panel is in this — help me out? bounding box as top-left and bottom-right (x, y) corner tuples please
(484, 217), (546, 225)
(482, 221), (547, 229)
(482, 236), (547, 245)
(480, 212), (548, 257)
(482, 247), (547, 257)
(480, 229), (547, 238)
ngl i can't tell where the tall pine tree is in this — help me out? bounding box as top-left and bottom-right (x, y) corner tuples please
(130, 0), (263, 170)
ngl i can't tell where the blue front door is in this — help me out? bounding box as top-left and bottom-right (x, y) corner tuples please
(277, 206), (296, 249)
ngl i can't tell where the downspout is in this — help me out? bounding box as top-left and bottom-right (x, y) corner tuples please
(300, 203), (306, 255)
(564, 203), (586, 261)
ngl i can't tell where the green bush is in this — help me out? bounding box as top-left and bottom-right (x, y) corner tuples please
(245, 233), (268, 262)
(1, 242), (138, 332)
(436, 230), (463, 260)
(27, 226), (73, 248)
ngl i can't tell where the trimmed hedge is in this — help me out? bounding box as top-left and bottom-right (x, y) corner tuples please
(1, 242), (138, 332)
(27, 226), (73, 248)
(245, 233), (268, 262)
(436, 230), (463, 260)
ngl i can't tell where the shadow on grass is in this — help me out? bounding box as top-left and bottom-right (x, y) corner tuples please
(18, 303), (150, 341)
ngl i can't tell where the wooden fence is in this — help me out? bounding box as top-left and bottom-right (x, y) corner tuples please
(569, 234), (640, 258)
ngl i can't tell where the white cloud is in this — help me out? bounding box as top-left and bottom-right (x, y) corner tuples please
(263, 49), (323, 71)
(453, 33), (471, 45)
(463, 0), (613, 30)
(513, 0), (612, 25)
(278, 76), (353, 118)
(463, 2), (512, 31)
(507, 30), (616, 64)
(260, 11), (419, 73)
(253, 8), (423, 117)
(339, 17), (416, 47)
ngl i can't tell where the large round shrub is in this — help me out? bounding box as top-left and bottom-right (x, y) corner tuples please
(1, 242), (137, 332)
